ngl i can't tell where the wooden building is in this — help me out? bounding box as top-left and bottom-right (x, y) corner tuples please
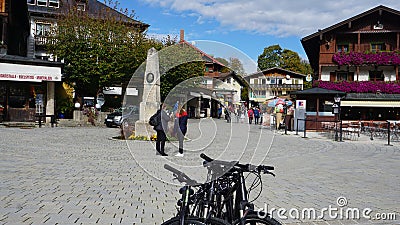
(301, 5), (400, 121)
(245, 67), (305, 103)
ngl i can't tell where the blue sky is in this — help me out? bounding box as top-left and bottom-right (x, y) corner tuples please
(118, 1), (400, 74)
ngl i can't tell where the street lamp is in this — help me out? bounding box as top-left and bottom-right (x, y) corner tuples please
(332, 95), (342, 141)
(332, 103), (339, 141)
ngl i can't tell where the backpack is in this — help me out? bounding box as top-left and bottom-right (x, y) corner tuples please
(149, 111), (160, 126)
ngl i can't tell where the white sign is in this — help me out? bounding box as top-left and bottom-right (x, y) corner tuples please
(103, 87), (122, 95)
(296, 100), (306, 109)
(97, 93), (105, 107)
(306, 74), (312, 82)
(126, 87), (138, 96)
(0, 63), (62, 82)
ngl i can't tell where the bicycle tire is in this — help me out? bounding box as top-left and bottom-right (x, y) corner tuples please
(162, 216), (231, 225)
(233, 213), (282, 225)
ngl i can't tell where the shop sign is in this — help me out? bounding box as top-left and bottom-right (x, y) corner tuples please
(0, 73), (60, 82)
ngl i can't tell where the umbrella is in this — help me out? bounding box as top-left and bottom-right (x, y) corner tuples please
(267, 98), (279, 107)
(275, 99), (285, 105)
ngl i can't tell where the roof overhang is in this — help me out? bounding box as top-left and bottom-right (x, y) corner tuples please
(341, 100), (400, 107)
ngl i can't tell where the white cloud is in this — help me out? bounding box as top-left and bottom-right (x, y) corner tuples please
(141, 0), (400, 37)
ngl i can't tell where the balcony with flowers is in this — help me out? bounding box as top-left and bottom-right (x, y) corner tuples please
(313, 80), (400, 94)
(332, 50), (400, 66)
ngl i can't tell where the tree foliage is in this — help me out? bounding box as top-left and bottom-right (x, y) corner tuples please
(158, 43), (205, 100)
(228, 57), (246, 76)
(257, 44), (313, 76)
(46, 1), (162, 98)
(257, 45), (283, 70)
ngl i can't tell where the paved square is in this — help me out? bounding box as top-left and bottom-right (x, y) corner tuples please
(0, 119), (399, 224)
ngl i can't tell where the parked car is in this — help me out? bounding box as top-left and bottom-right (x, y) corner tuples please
(104, 105), (139, 127)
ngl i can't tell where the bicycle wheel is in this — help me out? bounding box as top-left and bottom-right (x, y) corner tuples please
(233, 213), (282, 225)
(162, 216), (230, 225)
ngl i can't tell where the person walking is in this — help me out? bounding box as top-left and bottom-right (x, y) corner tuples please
(217, 105), (223, 119)
(174, 107), (188, 157)
(253, 107), (260, 124)
(154, 103), (170, 156)
(247, 107), (254, 124)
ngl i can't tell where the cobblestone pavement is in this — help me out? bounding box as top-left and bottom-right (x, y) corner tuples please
(0, 118), (399, 225)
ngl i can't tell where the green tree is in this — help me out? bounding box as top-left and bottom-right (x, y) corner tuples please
(257, 45), (282, 70)
(215, 57), (229, 67)
(228, 57), (246, 76)
(46, 1), (162, 98)
(158, 43), (205, 101)
(281, 49), (302, 72)
(257, 45), (313, 77)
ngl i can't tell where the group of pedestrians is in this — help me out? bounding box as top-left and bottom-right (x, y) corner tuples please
(152, 103), (188, 157)
(247, 107), (262, 125)
(152, 103), (264, 157)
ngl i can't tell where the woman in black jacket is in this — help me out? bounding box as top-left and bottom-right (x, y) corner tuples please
(154, 104), (170, 156)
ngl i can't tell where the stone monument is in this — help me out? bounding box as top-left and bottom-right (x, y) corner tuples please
(134, 47), (161, 137)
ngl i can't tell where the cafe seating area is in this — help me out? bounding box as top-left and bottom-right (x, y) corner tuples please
(320, 120), (400, 142)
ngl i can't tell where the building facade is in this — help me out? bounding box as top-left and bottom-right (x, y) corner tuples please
(178, 30), (246, 117)
(245, 67), (305, 103)
(0, 0), (148, 122)
(301, 5), (400, 121)
(0, 0), (62, 122)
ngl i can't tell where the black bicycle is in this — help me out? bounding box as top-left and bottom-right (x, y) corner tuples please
(162, 154), (281, 225)
(199, 153), (281, 225)
(162, 164), (230, 225)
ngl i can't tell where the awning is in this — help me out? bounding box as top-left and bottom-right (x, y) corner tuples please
(341, 100), (400, 107)
(190, 92), (211, 99)
(190, 92), (201, 97)
(0, 62), (62, 82)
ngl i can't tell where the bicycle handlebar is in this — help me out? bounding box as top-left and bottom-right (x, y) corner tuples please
(164, 164), (201, 186)
(200, 153), (275, 174)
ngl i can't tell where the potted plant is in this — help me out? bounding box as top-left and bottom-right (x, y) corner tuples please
(56, 97), (74, 118)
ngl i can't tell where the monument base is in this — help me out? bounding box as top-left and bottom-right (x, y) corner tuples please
(135, 120), (156, 138)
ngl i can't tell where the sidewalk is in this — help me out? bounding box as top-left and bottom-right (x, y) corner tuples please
(0, 119), (399, 224)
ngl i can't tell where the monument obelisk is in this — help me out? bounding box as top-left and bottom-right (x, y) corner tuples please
(135, 47), (161, 137)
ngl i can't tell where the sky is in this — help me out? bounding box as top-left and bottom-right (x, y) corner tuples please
(118, 1), (400, 74)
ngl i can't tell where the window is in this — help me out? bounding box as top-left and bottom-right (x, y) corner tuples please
(253, 79), (258, 85)
(48, 0), (59, 7)
(0, 0), (5, 12)
(270, 78), (276, 84)
(37, 0), (47, 6)
(36, 23), (51, 36)
(336, 72), (348, 81)
(369, 71), (384, 81)
(371, 43), (385, 52)
(337, 44), (349, 53)
(77, 3), (86, 11)
(27, 0), (35, 4)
